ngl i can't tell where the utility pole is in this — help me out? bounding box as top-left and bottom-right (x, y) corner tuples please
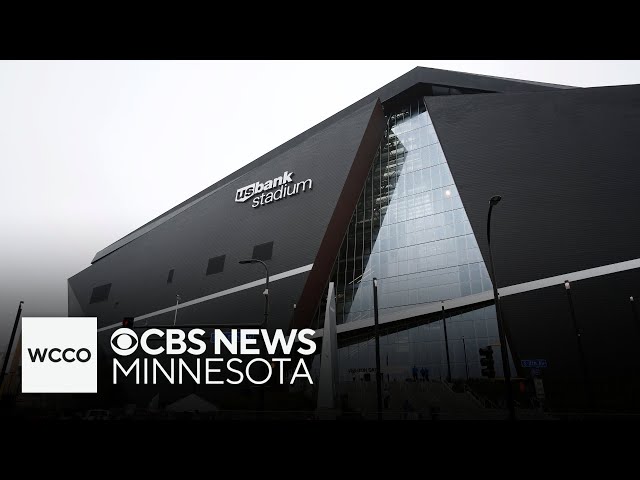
(0, 301), (24, 394)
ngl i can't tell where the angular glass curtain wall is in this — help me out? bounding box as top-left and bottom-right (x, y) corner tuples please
(314, 95), (513, 381)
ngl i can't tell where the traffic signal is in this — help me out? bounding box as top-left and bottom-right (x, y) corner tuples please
(122, 317), (135, 329)
(479, 346), (495, 378)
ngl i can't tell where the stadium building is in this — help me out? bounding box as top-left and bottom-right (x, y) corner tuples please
(68, 67), (640, 414)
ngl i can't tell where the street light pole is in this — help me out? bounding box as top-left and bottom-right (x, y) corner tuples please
(373, 278), (383, 421)
(0, 301), (24, 394)
(487, 195), (515, 421)
(631, 296), (640, 335)
(239, 259), (270, 418)
(631, 296), (640, 406)
(565, 280), (592, 409)
(239, 259), (269, 327)
(441, 303), (452, 383)
(172, 295), (181, 326)
(462, 336), (469, 382)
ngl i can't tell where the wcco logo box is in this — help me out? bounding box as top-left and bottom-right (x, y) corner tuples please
(21, 317), (97, 393)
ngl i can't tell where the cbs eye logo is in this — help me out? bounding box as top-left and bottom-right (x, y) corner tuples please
(110, 328), (139, 356)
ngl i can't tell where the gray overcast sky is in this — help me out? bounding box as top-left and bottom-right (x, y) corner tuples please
(2, 60), (640, 341)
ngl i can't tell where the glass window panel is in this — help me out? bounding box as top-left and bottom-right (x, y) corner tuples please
(327, 97), (493, 328)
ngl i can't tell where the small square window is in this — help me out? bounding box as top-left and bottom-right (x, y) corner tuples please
(252, 242), (273, 261)
(206, 255), (226, 275)
(167, 269), (175, 284)
(89, 283), (111, 304)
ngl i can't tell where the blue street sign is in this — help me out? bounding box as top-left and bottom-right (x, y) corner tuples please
(210, 329), (258, 343)
(521, 359), (548, 369)
(211, 330), (236, 343)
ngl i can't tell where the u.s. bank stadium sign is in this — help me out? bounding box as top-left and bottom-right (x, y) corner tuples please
(235, 171), (312, 208)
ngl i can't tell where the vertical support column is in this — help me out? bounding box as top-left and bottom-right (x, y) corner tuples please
(317, 282), (338, 414)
